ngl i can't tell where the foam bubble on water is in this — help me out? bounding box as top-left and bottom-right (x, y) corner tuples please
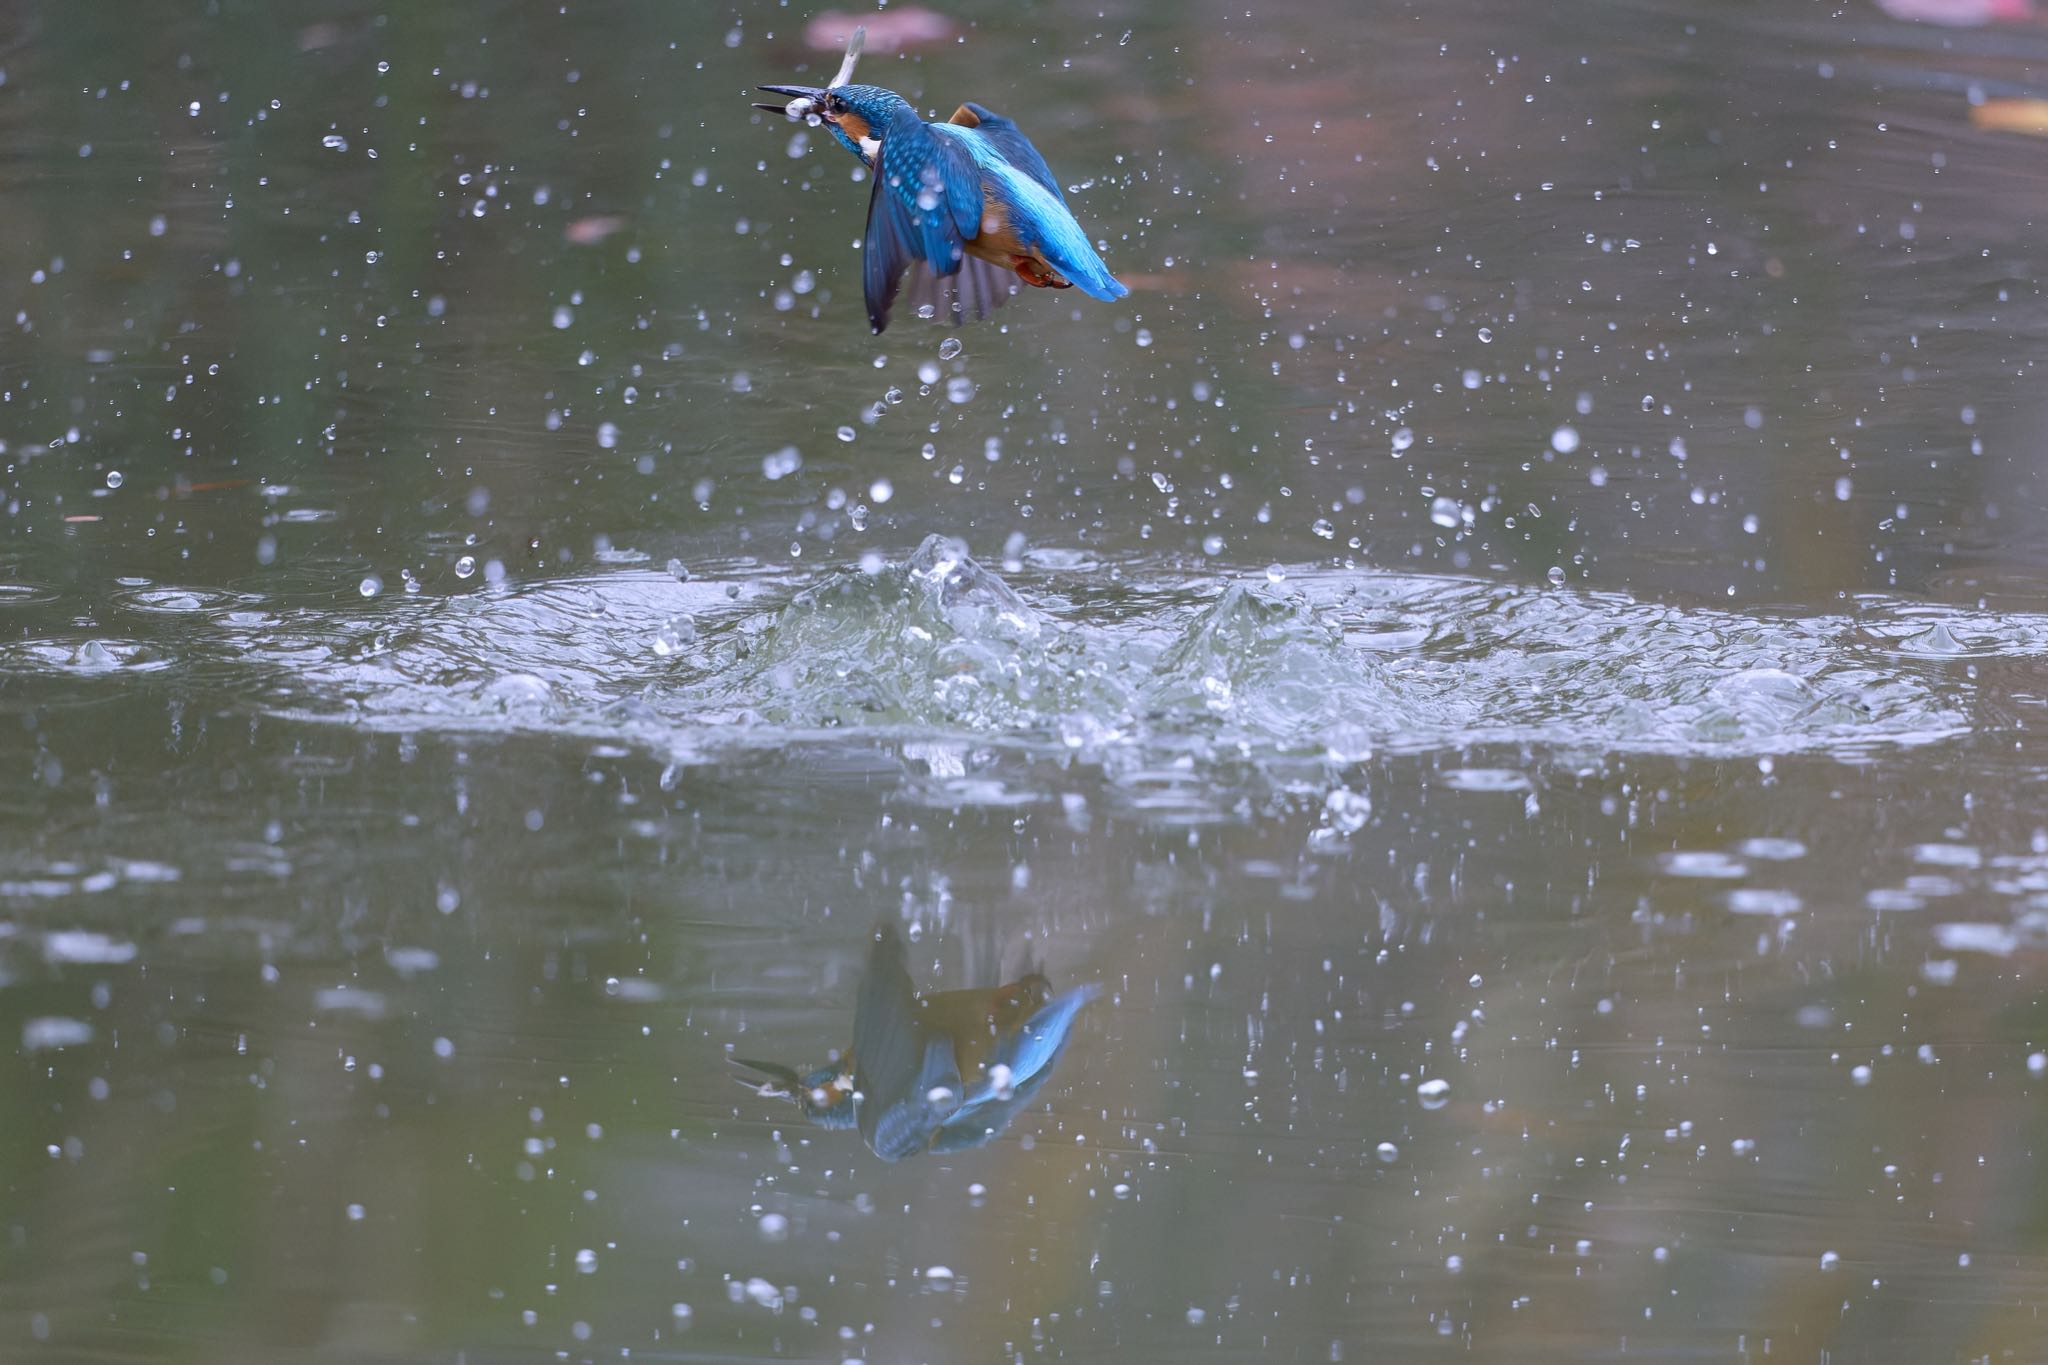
(43, 931), (137, 964)
(1727, 888), (1802, 916)
(1932, 922), (2015, 957)
(1658, 851), (1748, 880)
(1441, 768), (1530, 793)
(22, 1017), (94, 1051)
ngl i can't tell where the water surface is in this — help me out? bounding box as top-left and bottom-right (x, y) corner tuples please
(7, 1), (2048, 1361)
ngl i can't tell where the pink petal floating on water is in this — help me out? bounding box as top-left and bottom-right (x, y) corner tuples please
(1875, 0), (2033, 24)
(805, 7), (959, 55)
(564, 216), (626, 245)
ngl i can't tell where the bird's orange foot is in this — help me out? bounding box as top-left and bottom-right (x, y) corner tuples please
(1011, 256), (1072, 289)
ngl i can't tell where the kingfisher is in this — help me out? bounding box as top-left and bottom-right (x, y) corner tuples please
(733, 922), (1098, 1160)
(754, 31), (1128, 333)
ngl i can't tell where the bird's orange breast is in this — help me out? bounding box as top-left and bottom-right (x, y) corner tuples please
(968, 192), (1027, 258)
(833, 109), (872, 145)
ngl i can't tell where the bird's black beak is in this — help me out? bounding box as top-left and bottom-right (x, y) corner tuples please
(753, 83), (829, 117)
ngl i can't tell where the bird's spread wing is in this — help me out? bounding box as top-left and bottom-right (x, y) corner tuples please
(863, 120), (985, 333)
(865, 1036), (963, 1161)
(851, 922), (964, 1159)
(952, 102), (1066, 204)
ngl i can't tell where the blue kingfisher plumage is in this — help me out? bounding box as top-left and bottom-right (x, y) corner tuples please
(732, 922), (1098, 1160)
(755, 47), (1128, 333)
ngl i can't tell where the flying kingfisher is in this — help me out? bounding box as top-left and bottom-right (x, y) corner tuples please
(733, 922), (1098, 1160)
(754, 30), (1128, 333)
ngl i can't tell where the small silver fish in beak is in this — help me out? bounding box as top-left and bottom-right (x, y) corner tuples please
(752, 25), (864, 120)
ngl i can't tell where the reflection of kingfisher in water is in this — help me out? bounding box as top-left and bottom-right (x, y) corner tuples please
(734, 922), (1098, 1160)
(753, 27), (1128, 333)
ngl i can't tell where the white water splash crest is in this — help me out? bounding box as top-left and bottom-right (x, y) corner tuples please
(0, 537), (1995, 797)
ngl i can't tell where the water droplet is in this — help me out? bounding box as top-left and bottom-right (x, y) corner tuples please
(1429, 495), (1460, 528)
(869, 478), (894, 504)
(1546, 566), (1567, 586)
(104, 470), (123, 489)
(1551, 425), (1580, 454)
(454, 556), (476, 579)
(358, 576), (381, 598)
(836, 426), (856, 443)
(321, 133), (348, 152)
(651, 615), (697, 657)
(1324, 787), (1371, 834)
(938, 337), (963, 361)
(1311, 519), (1336, 540)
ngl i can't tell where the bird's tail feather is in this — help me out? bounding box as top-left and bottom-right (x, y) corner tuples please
(906, 256), (1017, 326)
